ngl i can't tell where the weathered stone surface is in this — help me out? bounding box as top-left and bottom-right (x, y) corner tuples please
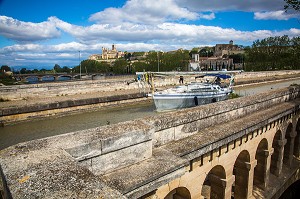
(101, 148), (188, 198)
(1, 93), (146, 117)
(0, 148), (125, 199)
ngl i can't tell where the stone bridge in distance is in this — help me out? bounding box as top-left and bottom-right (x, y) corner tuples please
(1, 86), (300, 199)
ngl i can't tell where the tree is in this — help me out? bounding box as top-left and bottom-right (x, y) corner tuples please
(62, 66), (71, 73)
(245, 35), (300, 71)
(132, 61), (148, 73)
(284, 0), (300, 12)
(1, 65), (11, 73)
(20, 68), (27, 74)
(113, 59), (128, 74)
(53, 64), (61, 73)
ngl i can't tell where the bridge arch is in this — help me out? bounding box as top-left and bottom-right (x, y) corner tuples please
(253, 138), (270, 190)
(25, 76), (39, 83)
(41, 75), (55, 82)
(164, 187), (191, 199)
(283, 123), (294, 166)
(232, 150), (251, 199)
(270, 130), (284, 176)
(293, 119), (300, 158)
(201, 165), (226, 199)
(57, 75), (72, 81)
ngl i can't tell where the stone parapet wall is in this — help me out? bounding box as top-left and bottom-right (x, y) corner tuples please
(0, 77), (139, 100)
(0, 92), (147, 126)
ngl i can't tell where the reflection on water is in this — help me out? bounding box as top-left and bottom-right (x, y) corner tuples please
(26, 75), (72, 83)
(0, 78), (299, 150)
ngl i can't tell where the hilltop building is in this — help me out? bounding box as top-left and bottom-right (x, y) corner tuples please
(89, 44), (125, 61)
(189, 40), (244, 71)
(214, 40), (244, 57)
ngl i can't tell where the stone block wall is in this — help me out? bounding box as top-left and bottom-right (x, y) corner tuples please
(62, 120), (155, 175)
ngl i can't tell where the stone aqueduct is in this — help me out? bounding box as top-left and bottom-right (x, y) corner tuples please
(159, 105), (300, 199)
(1, 86), (300, 199)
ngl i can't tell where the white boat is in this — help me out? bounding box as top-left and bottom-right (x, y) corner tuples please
(151, 73), (234, 111)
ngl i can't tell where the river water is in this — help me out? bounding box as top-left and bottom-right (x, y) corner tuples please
(0, 78), (299, 150)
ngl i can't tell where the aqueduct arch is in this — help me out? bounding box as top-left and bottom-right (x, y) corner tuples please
(164, 187), (191, 199)
(232, 150), (251, 199)
(283, 123), (294, 166)
(293, 119), (300, 158)
(253, 138), (270, 190)
(270, 130), (285, 176)
(201, 165), (227, 199)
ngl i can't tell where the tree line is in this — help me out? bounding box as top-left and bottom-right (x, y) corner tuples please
(245, 35), (300, 71)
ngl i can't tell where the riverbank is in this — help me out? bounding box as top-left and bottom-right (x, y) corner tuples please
(1, 71), (300, 126)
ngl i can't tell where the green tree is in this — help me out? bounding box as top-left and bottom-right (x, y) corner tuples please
(113, 59), (128, 74)
(245, 35), (299, 71)
(1, 65), (11, 73)
(132, 61), (149, 73)
(62, 66), (71, 73)
(53, 64), (61, 73)
(20, 68), (27, 74)
(189, 47), (199, 58)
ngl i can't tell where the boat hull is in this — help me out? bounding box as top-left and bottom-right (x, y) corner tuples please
(153, 93), (230, 111)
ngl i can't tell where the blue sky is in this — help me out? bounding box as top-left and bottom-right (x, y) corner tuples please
(0, 0), (299, 69)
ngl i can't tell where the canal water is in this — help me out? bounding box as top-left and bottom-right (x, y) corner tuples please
(0, 78), (299, 150)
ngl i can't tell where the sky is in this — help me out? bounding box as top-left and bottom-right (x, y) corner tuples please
(0, 0), (299, 69)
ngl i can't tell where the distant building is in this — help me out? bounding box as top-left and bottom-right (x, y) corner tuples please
(214, 40), (244, 57)
(89, 44), (125, 61)
(189, 56), (234, 71)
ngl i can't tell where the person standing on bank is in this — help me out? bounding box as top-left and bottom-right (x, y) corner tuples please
(179, 76), (184, 84)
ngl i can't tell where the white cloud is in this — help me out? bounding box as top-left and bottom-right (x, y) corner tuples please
(0, 0), (299, 67)
(0, 16), (60, 42)
(89, 0), (199, 24)
(199, 13), (215, 20)
(1, 44), (42, 52)
(254, 10), (299, 20)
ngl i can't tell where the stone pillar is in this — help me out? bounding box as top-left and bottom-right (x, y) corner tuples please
(254, 149), (273, 190)
(264, 149), (273, 189)
(245, 160), (257, 199)
(224, 175), (235, 199)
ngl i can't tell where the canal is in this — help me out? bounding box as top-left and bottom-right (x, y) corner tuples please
(0, 78), (299, 150)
